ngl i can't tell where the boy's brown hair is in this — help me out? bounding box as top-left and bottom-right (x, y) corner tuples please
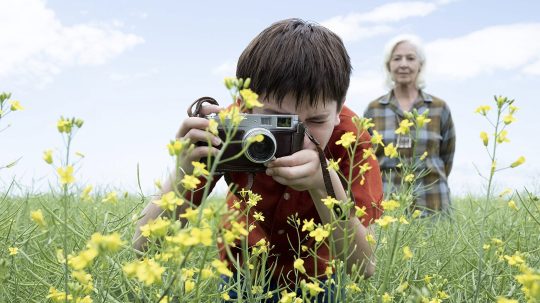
(236, 18), (352, 110)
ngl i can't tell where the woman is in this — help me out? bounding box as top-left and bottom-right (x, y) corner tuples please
(364, 35), (455, 215)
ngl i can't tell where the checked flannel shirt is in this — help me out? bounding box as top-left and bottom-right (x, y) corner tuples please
(364, 90), (456, 212)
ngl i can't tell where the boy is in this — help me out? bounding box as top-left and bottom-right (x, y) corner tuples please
(134, 18), (383, 301)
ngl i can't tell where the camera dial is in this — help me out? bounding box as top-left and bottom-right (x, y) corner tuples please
(242, 128), (277, 163)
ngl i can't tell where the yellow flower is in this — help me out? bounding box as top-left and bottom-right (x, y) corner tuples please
(365, 234), (376, 245)
(90, 232), (125, 252)
(420, 151), (428, 160)
(293, 258), (306, 274)
(43, 149), (53, 164)
(381, 199), (400, 211)
(496, 130), (510, 143)
(399, 216), (410, 225)
(480, 131), (489, 146)
(509, 105), (519, 114)
(474, 105), (491, 115)
(253, 211), (265, 221)
(240, 88), (263, 109)
(309, 226), (330, 242)
(123, 258), (165, 286)
(80, 185), (93, 202)
(483, 244), (491, 250)
(396, 281), (409, 293)
(382, 292), (393, 303)
(102, 191), (118, 204)
(303, 281), (324, 297)
(363, 148), (376, 160)
(355, 206), (367, 218)
(140, 217), (171, 238)
(496, 298), (518, 303)
(371, 130), (384, 145)
(57, 118), (73, 133)
(437, 291), (449, 300)
(189, 228), (213, 246)
(211, 259), (233, 277)
(412, 209), (422, 219)
(192, 161), (209, 177)
(221, 293), (231, 301)
(395, 119), (414, 135)
(181, 174), (201, 190)
(57, 165), (75, 185)
(167, 139), (188, 156)
(184, 279), (195, 293)
(346, 282), (361, 293)
(8, 247), (18, 255)
(495, 96), (509, 108)
(403, 246), (413, 260)
(416, 115), (431, 128)
(9, 100), (24, 111)
(491, 238), (504, 246)
(375, 215), (397, 229)
(30, 209), (47, 228)
(514, 270), (540, 301)
(154, 191), (184, 211)
(336, 132), (356, 149)
(384, 143), (398, 158)
(179, 207), (198, 222)
(404, 174), (415, 182)
(504, 252), (525, 266)
(327, 158), (341, 171)
(302, 218), (315, 232)
(47, 287), (73, 302)
(207, 119), (219, 136)
(503, 114), (516, 125)
(510, 156), (525, 168)
(321, 196), (339, 210)
(498, 188), (512, 197)
(68, 247), (98, 270)
(507, 200), (518, 211)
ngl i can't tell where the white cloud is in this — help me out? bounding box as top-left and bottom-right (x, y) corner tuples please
(0, 0), (144, 83)
(346, 71), (386, 114)
(425, 23), (540, 80)
(321, 1), (446, 43)
(211, 60), (236, 77)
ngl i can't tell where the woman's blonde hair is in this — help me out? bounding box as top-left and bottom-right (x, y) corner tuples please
(383, 34), (426, 90)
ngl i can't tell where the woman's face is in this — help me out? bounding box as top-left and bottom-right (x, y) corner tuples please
(388, 41), (421, 87)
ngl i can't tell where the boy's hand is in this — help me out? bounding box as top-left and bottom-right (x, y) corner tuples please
(175, 104), (223, 171)
(265, 149), (325, 191)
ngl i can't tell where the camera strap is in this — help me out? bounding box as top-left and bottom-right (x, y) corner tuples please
(188, 96), (343, 219)
(304, 129), (344, 219)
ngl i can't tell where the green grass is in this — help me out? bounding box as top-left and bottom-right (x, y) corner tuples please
(0, 188), (538, 302)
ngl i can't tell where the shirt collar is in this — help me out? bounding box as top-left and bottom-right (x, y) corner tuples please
(379, 90), (432, 104)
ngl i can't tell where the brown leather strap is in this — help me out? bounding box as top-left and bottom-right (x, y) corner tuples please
(305, 129), (343, 218)
(187, 96), (219, 117)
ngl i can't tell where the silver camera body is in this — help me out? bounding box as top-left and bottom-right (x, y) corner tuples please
(205, 114), (305, 172)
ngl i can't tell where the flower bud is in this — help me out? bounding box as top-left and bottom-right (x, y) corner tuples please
(243, 78), (251, 89)
(510, 156), (525, 168)
(480, 131), (489, 146)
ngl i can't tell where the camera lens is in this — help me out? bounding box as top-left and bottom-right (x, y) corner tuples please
(242, 128), (277, 163)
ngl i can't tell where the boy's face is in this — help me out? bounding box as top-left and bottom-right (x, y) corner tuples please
(252, 94), (341, 151)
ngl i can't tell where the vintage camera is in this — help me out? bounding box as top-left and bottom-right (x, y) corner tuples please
(204, 114), (305, 172)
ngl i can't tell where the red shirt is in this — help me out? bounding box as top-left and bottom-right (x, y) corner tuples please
(191, 105), (383, 278)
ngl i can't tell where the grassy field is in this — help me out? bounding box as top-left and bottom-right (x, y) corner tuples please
(1, 187), (539, 302)
(1, 93), (538, 302)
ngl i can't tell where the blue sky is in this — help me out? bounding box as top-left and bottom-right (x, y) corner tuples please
(2, 0), (540, 196)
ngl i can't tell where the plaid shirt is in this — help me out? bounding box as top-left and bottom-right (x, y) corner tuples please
(363, 90), (456, 211)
